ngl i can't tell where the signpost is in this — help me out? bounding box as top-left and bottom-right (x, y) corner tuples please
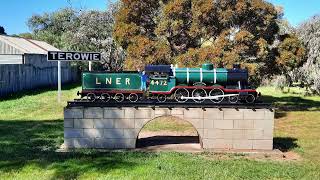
(47, 51), (101, 103)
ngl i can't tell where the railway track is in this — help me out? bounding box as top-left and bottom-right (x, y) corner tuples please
(67, 99), (273, 110)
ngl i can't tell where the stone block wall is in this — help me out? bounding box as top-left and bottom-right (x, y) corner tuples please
(64, 107), (274, 150)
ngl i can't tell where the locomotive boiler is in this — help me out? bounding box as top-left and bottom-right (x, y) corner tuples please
(78, 63), (259, 104)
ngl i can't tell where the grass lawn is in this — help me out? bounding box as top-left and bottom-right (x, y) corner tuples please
(142, 116), (197, 133)
(0, 85), (319, 179)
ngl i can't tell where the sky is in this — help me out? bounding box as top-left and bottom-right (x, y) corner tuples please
(0, 0), (319, 35)
(268, 0), (320, 26)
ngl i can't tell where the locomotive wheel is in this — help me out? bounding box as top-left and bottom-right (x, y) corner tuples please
(157, 94), (167, 103)
(87, 93), (96, 102)
(192, 88), (207, 103)
(129, 93), (139, 103)
(114, 93), (125, 102)
(174, 88), (189, 103)
(245, 94), (255, 103)
(209, 88), (224, 103)
(101, 93), (111, 102)
(229, 94), (239, 104)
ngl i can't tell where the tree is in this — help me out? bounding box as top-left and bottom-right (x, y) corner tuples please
(64, 9), (125, 71)
(297, 15), (320, 94)
(27, 4), (124, 71)
(275, 34), (305, 80)
(0, 26), (6, 35)
(27, 8), (78, 49)
(114, 0), (304, 85)
(11, 33), (34, 39)
(273, 10), (305, 77)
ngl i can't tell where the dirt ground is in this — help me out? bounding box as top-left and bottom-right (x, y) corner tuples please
(136, 131), (202, 152)
(136, 130), (301, 161)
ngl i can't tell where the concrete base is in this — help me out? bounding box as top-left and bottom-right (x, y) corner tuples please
(64, 107), (274, 150)
(58, 143), (280, 155)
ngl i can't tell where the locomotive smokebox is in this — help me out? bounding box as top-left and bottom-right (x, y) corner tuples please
(227, 68), (248, 83)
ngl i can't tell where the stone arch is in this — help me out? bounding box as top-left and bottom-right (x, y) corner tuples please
(131, 108), (205, 149)
(134, 114), (203, 148)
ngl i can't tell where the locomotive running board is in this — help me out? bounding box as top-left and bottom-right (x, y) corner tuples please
(181, 94), (239, 100)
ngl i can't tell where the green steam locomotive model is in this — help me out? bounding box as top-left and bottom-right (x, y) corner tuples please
(78, 63), (259, 104)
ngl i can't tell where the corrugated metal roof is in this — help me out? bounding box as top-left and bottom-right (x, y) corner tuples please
(0, 35), (60, 55)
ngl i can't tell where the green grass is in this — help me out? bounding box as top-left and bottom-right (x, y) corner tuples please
(258, 86), (320, 111)
(258, 87), (320, 162)
(0, 84), (81, 120)
(0, 85), (319, 179)
(143, 116), (196, 132)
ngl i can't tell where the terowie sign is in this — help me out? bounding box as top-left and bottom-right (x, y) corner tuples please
(47, 51), (101, 103)
(47, 51), (101, 61)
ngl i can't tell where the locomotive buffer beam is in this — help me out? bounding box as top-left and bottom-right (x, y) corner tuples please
(181, 94), (239, 100)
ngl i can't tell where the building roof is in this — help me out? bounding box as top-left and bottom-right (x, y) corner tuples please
(0, 35), (60, 55)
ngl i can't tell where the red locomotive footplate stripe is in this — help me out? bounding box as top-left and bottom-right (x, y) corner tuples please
(81, 86), (256, 95)
(150, 86), (257, 95)
(82, 90), (144, 94)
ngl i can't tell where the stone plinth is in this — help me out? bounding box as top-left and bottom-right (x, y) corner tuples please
(64, 107), (274, 150)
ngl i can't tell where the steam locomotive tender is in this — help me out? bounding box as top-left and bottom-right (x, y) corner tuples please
(78, 63), (260, 104)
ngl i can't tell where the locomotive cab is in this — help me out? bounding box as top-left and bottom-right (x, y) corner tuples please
(145, 65), (173, 78)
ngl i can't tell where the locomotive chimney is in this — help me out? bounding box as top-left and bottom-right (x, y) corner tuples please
(233, 64), (241, 69)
